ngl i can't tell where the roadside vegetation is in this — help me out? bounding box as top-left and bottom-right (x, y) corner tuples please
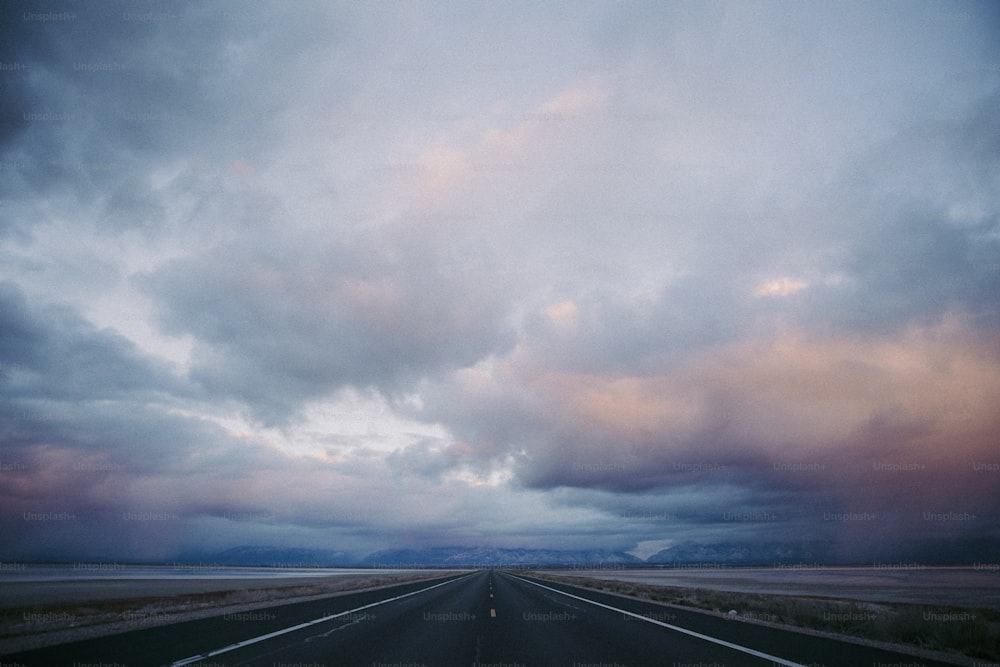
(0, 571), (445, 654)
(526, 571), (1000, 663)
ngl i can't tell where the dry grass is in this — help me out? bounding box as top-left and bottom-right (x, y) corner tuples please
(0, 572), (447, 654)
(526, 571), (1000, 663)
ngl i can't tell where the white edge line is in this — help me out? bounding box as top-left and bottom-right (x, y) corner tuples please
(506, 573), (807, 667)
(168, 572), (475, 666)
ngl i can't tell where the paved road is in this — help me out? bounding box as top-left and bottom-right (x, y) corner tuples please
(3, 570), (961, 667)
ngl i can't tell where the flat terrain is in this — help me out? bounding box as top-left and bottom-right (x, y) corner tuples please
(548, 566), (1000, 609)
(0, 573), (427, 608)
(0, 570), (454, 654)
(533, 569), (1000, 663)
(2, 571), (972, 667)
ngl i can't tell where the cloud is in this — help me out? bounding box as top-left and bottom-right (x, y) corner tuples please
(140, 225), (517, 424)
(0, 281), (185, 405)
(753, 277), (809, 298)
(1, 1), (998, 563)
(418, 315), (1000, 557)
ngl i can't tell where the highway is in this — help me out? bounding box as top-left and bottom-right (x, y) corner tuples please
(3, 569), (961, 666)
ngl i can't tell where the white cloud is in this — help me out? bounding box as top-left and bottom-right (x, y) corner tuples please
(753, 277), (809, 297)
(628, 539), (674, 561)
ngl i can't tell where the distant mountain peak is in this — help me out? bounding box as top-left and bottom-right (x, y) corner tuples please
(173, 545), (353, 567)
(360, 546), (642, 567)
(645, 540), (830, 566)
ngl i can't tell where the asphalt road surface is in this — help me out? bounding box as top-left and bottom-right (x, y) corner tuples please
(3, 569), (962, 667)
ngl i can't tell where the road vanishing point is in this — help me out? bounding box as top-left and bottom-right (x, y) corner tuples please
(3, 570), (961, 666)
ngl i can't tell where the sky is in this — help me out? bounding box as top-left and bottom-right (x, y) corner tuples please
(1, 0), (998, 565)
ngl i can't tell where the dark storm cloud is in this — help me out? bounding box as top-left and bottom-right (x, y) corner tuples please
(0, 280), (281, 558)
(803, 94), (1000, 333)
(141, 228), (517, 424)
(1, 1), (998, 563)
(0, 281), (184, 404)
(0, 0), (356, 238)
(498, 332), (997, 556)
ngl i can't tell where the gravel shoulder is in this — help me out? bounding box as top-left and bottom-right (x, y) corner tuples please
(0, 571), (456, 655)
(526, 571), (997, 667)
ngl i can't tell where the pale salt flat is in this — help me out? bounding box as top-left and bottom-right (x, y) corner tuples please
(551, 567), (1000, 609)
(0, 565), (447, 608)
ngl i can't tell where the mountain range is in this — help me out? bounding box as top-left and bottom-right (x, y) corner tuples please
(170, 542), (840, 568)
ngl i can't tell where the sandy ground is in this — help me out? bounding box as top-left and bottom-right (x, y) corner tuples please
(0, 571), (456, 655)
